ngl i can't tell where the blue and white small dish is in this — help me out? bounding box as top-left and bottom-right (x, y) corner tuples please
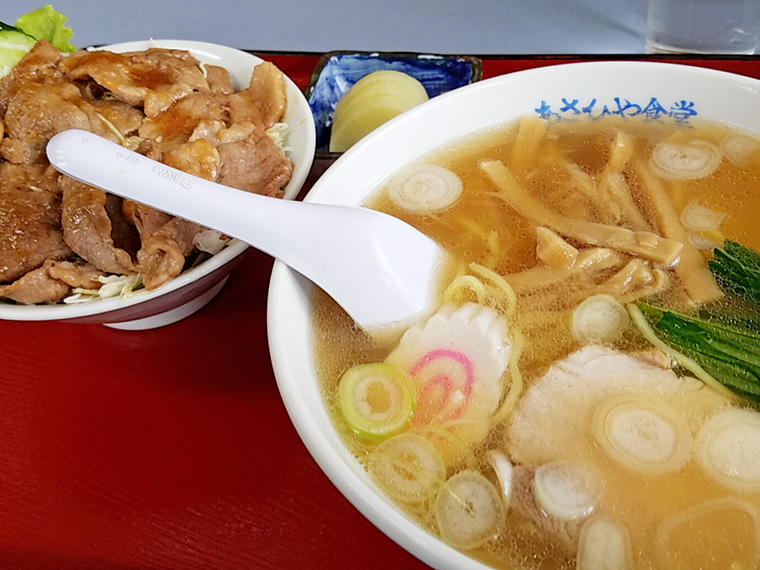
(305, 51), (482, 154)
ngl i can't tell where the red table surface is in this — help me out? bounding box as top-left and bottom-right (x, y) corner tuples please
(1, 54), (759, 570)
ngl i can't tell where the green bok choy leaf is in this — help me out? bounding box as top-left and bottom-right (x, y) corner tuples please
(634, 240), (760, 409)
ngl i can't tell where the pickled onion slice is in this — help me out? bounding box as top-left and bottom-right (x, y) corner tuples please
(329, 70), (429, 152)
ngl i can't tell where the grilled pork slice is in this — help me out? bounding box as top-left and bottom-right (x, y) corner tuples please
(0, 162), (60, 195)
(59, 176), (137, 275)
(47, 260), (105, 289)
(138, 92), (227, 153)
(0, 188), (71, 283)
(62, 47), (211, 117)
(2, 80), (117, 165)
(218, 124), (293, 198)
(0, 260), (70, 304)
(136, 217), (203, 290)
(0, 40), (66, 114)
(123, 198), (203, 290)
(228, 60), (287, 130)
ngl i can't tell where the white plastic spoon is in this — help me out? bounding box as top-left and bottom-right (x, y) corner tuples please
(46, 129), (445, 331)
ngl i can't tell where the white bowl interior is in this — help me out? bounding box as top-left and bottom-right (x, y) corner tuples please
(0, 40), (315, 324)
(268, 61), (760, 569)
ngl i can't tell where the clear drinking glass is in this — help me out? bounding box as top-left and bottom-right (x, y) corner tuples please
(646, 0), (760, 54)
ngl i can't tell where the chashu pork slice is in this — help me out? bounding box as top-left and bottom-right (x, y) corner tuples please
(507, 345), (727, 466)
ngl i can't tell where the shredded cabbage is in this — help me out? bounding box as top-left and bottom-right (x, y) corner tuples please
(64, 274), (143, 304)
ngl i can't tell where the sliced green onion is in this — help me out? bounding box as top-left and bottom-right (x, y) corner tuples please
(694, 407), (760, 492)
(485, 451), (514, 509)
(338, 362), (414, 439)
(649, 140), (722, 180)
(720, 133), (760, 167)
(591, 394), (692, 475)
(680, 200), (725, 233)
(577, 514), (634, 570)
(571, 294), (630, 344)
(369, 432), (446, 503)
(435, 470), (505, 550)
(533, 460), (604, 521)
(655, 498), (760, 569)
(414, 424), (478, 472)
(388, 163), (463, 214)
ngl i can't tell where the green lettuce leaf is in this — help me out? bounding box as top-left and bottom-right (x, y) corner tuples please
(15, 5), (75, 52)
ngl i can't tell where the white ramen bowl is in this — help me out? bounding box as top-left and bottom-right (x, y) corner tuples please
(268, 61), (760, 569)
(0, 40), (315, 330)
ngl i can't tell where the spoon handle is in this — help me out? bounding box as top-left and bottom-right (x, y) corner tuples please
(47, 129), (356, 259)
(47, 130), (442, 329)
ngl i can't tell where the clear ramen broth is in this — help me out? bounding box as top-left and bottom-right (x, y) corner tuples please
(311, 115), (760, 569)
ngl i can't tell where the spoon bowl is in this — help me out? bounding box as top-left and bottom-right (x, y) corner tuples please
(46, 129), (445, 330)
